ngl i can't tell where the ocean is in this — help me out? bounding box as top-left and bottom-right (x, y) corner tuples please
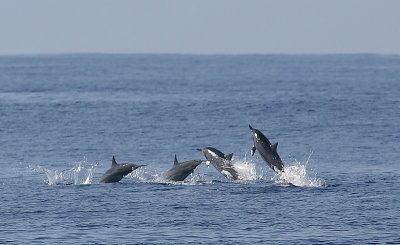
(0, 54), (399, 244)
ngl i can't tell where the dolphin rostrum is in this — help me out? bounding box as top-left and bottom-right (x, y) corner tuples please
(99, 156), (144, 183)
(249, 124), (284, 173)
(165, 155), (203, 181)
(197, 147), (240, 180)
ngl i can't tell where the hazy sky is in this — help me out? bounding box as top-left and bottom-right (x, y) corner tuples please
(1, 0), (399, 55)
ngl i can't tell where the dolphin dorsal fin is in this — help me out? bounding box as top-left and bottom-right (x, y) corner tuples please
(112, 156), (118, 166)
(174, 154), (179, 166)
(271, 142), (278, 152)
(224, 153), (233, 161)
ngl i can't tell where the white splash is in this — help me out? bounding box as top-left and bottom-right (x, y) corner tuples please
(185, 170), (212, 185)
(44, 169), (67, 185)
(127, 167), (165, 183)
(38, 161), (97, 185)
(127, 166), (212, 185)
(232, 154), (266, 181)
(272, 153), (325, 187)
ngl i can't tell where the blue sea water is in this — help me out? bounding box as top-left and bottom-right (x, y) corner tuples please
(0, 54), (399, 244)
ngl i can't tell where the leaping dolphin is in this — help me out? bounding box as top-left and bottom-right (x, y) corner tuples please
(99, 156), (144, 183)
(197, 147), (240, 180)
(249, 124), (284, 173)
(165, 155), (203, 181)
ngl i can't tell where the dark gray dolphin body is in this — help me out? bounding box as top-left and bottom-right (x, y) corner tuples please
(249, 124), (284, 173)
(197, 147), (240, 180)
(99, 156), (144, 183)
(165, 155), (203, 181)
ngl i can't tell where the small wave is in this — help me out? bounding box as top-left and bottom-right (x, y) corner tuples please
(35, 161), (97, 186)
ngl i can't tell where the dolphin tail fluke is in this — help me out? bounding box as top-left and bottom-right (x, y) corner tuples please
(196, 148), (203, 152)
(249, 124), (253, 130)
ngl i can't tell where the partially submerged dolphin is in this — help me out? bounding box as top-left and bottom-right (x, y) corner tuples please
(197, 147), (240, 180)
(165, 155), (203, 181)
(249, 124), (284, 173)
(99, 156), (144, 183)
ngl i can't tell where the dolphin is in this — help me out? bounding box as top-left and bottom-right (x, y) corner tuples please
(99, 156), (144, 183)
(165, 155), (203, 181)
(197, 147), (240, 180)
(249, 124), (284, 173)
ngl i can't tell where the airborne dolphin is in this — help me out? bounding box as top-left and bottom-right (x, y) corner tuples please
(249, 124), (284, 173)
(197, 147), (240, 180)
(165, 155), (203, 181)
(99, 156), (144, 183)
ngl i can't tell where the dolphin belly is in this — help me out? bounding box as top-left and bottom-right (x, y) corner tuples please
(99, 156), (143, 183)
(256, 143), (284, 173)
(166, 166), (198, 181)
(208, 158), (240, 180)
(99, 173), (124, 183)
(165, 170), (191, 181)
(165, 158), (202, 181)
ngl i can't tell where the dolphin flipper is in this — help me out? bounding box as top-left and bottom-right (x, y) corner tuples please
(251, 144), (256, 156)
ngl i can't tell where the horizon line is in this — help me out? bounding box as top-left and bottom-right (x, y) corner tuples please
(1, 51), (399, 58)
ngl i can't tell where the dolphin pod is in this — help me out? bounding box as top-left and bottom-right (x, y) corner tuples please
(100, 124), (285, 183)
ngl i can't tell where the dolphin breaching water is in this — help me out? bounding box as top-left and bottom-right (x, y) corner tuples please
(165, 155), (203, 181)
(249, 124), (284, 173)
(99, 156), (144, 183)
(197, 147), (240, 180)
